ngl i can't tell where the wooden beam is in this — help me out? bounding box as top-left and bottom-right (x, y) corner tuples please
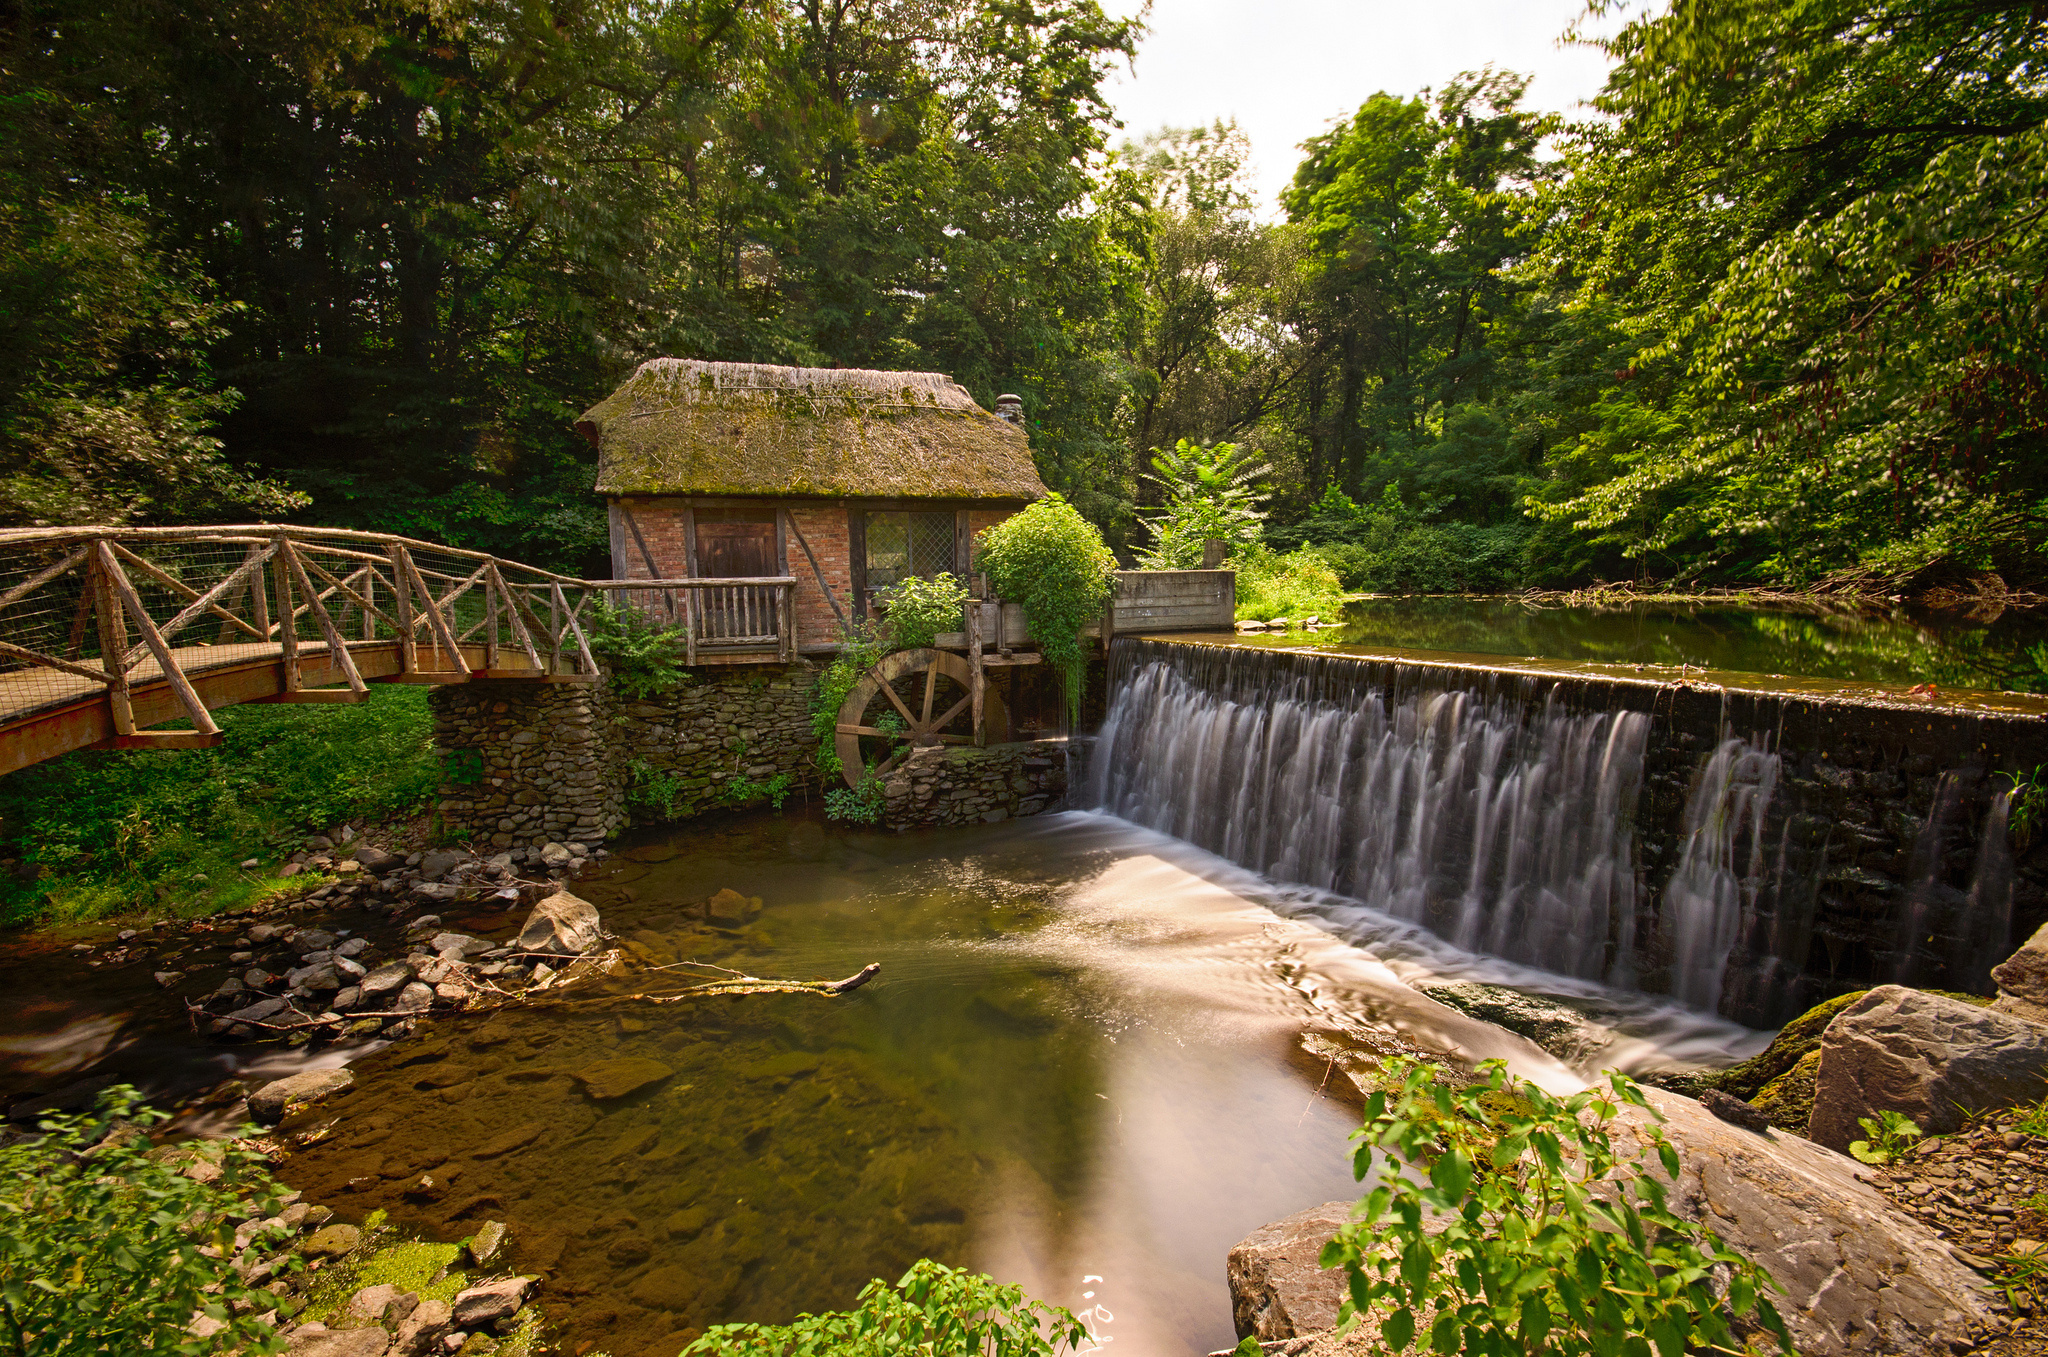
(271, 546), (299, 692)
(109, 541), (267, 648)
(281, 541), (368, 694)
(111, 731), (225, 751)
(299, 551), (398, 631)
(96, 541), (222, 736)
(387, 545), (419, 675)
(90, 545), (136, 734)
(487, 562), (545, 669)
(249, 689), (370, 705)
(396, 547), (472, 676)
(0, 638), (114, 686)
(0, 546), (89, 611)
(130, 541), (275, 659)
(554, 582), (600, 677)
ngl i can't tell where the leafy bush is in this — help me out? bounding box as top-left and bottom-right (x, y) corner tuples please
(1321, 1058), (1792, 1356)
(626, 758), (686, 820)
(976, 493), (1118, 723)
(0, 1087), (294, 1356)
(685, 1258), (1088, 1357)
(1848, 1110), (1921, 1165)
(1266, 485), (1531, 594)
(824, 773), (886, 824)
(1137, 439), (1272, 569)
(1233, 543), (1345, 622)
(0, 684), (439, 925)
(585, 597), (692, 699)
(883, 572), (970, 650)
(724, 771), (795, 811)
(809, 619), (888, 779)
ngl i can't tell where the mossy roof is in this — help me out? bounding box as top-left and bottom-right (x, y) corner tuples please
(581, 359), (1047, 501)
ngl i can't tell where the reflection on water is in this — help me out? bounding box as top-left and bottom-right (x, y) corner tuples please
(1307, 596), (2048, 693)
(269, 810), (1759, 1357)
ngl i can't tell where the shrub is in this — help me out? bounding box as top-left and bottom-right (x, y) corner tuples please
(1321, 1057), (1792, 1356)
(1137, 439), (1272, 569)
(685, 1258), (1088, 1357)
(809, 619), (888, 779)
(1233, 543), (1345, 622)
(883, 572), (969, 650)
(0, 1087), (294, 1356)
(585, 597), (691, 699)
(976, 493), (1118, 724)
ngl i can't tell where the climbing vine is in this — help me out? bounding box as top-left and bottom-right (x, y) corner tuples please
(808, 619), (887, 781)
(974, 493), (1117, 724)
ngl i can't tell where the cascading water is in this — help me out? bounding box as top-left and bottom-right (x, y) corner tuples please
(1660, 733), (1782, 1013)
(1090, 643), (1650, 987)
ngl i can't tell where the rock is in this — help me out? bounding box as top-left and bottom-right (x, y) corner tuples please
(1700, 1088), (1772, 1132)
(513, 889), (600, 956)
(227, 997), (289, 1024)
(287, 962), (345, 992)
(431, 933), (492, 957)
(412, 881), (460, 905)
(467, 1220), (508, 1267)
(704, 888), (763, 925)
(342, 1283), (419, 1329)
(336, 937), (369, 958)
(1228, 1087), (2000, 1356)
(281, 1323), (391, 1357)
(248, 923), (286, 942)
(296, 929), (339, 950)
(1993, 921), (2048, 1007)
(301, 1223), (362, 1259)
(418, 849), (468, 882)
(392, 1299), (453, 1357)
(359, 962), (414, 1001)
(570, 1057), (673, 1100)
(450, 1276), (530, 1327)
(1234, 620), (1266, 632)
(1808, 985), (2048, 1150)
(538, 842), (572, 869)
(394, 982), (435, 1014)
(1707, 990), (1870, 1100)
(245, 967), (279, 990)
(249, 1068), (354, 1124)
(350, 846), (403, 874)
(1227, 1200), (1355, 1340)
(472, 1122), (547, 1159)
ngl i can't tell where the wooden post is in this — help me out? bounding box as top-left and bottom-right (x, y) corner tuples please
(271, 542), (299, 692)
(249, 546), (271, 640)
(969, 596), (984, 747)
(362, 571), (376, 641)
(684, 586), (698, 667)
(484, 582), (499, 670)
(89, 541), (135, 735)
(283, 542), (368, 693)
(548, 583), (562, 674)
(96, 541), (222, 735)
(388, 545), (418, 675)
(778, 581), (794, 661)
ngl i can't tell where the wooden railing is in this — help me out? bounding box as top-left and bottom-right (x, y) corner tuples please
(0, 525), (798, 771)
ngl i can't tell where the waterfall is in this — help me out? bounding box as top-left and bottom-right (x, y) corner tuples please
(1090, 644), (1650, 987)
(1660, 734), (1782, 1012)
(1895, 780), (2014, 992)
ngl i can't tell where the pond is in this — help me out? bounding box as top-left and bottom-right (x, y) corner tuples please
(254, 810), (1757, 1357)
(1266, 596), (2048, 694)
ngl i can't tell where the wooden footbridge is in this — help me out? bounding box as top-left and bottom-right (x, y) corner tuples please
(0, 525), (778, 777)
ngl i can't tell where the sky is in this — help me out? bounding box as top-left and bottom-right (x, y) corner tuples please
(1101, 0), (1625, 214)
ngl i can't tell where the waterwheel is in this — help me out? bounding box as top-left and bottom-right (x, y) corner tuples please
(833, 648), (1007, 788)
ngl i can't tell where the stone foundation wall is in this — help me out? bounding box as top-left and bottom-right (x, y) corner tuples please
(881, 739), (1069, 828)
(430, 663), (821, 846)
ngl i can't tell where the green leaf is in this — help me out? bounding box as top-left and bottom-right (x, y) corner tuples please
(1382, 1308), (1416, 1352)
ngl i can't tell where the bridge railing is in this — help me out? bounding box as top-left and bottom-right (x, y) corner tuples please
(0, 527), (789, 757)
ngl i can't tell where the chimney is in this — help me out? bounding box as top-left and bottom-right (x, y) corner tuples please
(994, 394), (1024, 426)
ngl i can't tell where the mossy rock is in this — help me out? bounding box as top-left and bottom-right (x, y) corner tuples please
(1705, 990), (1869, 1101)
(1750, 1048), (1823, 1133)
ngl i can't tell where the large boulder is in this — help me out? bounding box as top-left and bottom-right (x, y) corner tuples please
(1807, 985), (2048, 1150)
(1991, 921), (2048, 1023)
(248, 1068), (354, 1125)
(1226, 1087), (1998, 1357)
(1227, 1200), (1353, 1341)
(514, 889), (601, 956)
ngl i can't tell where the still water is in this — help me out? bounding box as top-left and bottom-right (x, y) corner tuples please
(267, 810), (1757, 1357)
(1297, 596), (2048, 693)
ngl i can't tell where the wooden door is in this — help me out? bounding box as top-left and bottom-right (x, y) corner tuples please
(696, 521), (775, 578)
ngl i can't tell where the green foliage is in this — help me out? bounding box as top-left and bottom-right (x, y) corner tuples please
(884, 573), (970, 651)
(684, 1258), (1088, 1357)
(724, 772), (795, 812)
(824, 774), (887, 825)
(975, 493), (1117, 723)
(2000, 765), (2047, 852)
(1233, 543), (1346, 623)
(1321, 1057), (1792, 1356)
(1136, 439), (1272, 569)
(626, 759), (686, 822)
(0, 685), (437, 926)
(810, 621), (889, 779)
(1848, 1111), (1923, 1166)
(586, 599), (691, 701)
(0, 1087), (292, 1356)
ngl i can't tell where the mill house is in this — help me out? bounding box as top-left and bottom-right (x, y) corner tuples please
(577, 359), (1044, 662)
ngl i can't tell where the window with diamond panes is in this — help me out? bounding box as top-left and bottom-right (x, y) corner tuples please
(863, 511), (955, 590)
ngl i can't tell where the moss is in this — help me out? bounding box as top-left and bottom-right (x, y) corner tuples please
(1705, 990), (1869, 1101)
(584, 359), (1044, 500)
(1750, 1048), (1822, 1133)
(302, 1234), (468, 1325)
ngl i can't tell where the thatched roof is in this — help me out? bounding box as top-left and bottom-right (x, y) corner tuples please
(581, 359), (1046, 501)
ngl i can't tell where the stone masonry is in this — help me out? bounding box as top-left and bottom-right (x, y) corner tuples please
(881, 740), (1069, 828)
(430, 663), (820, 846)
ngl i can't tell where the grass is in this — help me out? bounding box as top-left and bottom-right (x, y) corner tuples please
(0, 684), (441, 928)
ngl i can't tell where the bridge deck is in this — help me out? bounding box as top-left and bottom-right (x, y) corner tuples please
(0, 640), (563, 777)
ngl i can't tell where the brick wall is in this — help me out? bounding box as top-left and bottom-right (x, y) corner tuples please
(787, 505), (852, 649)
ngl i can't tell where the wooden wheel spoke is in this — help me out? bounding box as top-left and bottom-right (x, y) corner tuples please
(835, 723), (895, 737)
(929, 693), (971, 732)
(880, 679), (919, 729)
(920, 664), (938, 726)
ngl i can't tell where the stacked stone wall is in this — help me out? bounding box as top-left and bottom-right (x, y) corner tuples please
(609, 663), (819, 818)
(880, 739), (1069, 828)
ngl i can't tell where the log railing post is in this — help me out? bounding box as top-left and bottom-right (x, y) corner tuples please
(272, 537), (299, 692)
(95, 541), (223, 736)
(388, 545), (418, 675)
(969, 596), (984, 746)
(483, 579), (499, 670)
(89, 540), (136, 735)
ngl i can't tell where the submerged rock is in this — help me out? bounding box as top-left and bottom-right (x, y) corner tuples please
(515, 889), (601, 955)
(248, 1068), (354, 1124)
(571, 1057), (673, 1101)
